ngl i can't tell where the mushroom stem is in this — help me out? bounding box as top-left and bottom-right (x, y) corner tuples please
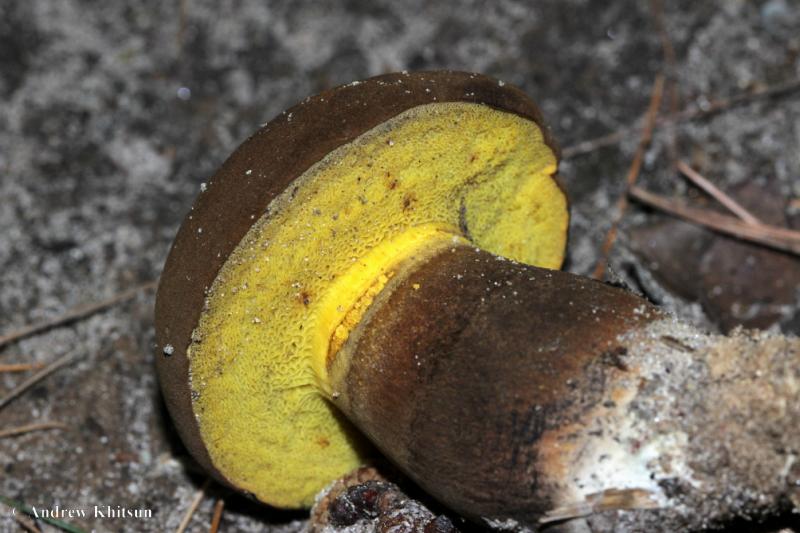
(327, 244), (800, 531)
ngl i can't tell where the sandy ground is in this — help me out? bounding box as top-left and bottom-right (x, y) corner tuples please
(1, 0), (798, 531)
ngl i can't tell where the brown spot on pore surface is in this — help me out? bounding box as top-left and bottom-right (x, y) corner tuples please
(298, 291), (312, 306)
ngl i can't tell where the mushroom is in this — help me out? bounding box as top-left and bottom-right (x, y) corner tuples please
(156, 71), (800, 532)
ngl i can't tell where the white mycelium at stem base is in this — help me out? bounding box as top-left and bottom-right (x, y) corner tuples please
(536, 318), (799, 533)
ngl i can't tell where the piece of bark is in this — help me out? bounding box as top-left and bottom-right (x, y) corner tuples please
(697, 182), (800, 332)
(308, 467), (458, 533)
(630, 182), (800, 333)
(629, 218), (712, 302)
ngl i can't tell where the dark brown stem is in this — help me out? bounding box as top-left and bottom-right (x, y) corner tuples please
(328, 245), (661, 528)
(327, 245), (799, 531)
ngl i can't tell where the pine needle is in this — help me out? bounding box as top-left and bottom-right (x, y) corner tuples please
(0, 422), (69, 439)
(0, 362), (45, 373)
(629, 186), (800, 255)
(0, 280), (157, 349)
(676, 161), (762, 225)
(562, 77), (800, 159)
(0, 353), (78, 412)
(209, 498), (225, 533)
(175, 479), (211, 533)
(592, 74), (665, 279)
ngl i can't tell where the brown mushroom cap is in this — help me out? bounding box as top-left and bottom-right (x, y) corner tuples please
(155, 71), (566, 507)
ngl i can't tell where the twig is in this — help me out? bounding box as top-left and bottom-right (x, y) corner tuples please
(0, 422), (69, 439)
(0, 495), (88, 533)
(0, 353), (78, 412)
(562, 77), (800, 159)
(650, 0), (681, 168)
(663, 80), (681, 169)
(676, 161), (762, 225)
(177, 0), (188, 54)
(176, 478), (211, 533)
(629, 186), (800, 256)
(540, 488), (658, 524)
(209, 498), (225, 533)
(0, 280), (157, 349)
(650, 0), (677, 70)
(592, 74), (665, 279)
(675, 77), (800, 121)
(0, 362), (45, 373)
(561, 130), (628, 159)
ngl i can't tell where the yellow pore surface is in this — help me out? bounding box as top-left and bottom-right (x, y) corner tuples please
(188, 102), (567, 508)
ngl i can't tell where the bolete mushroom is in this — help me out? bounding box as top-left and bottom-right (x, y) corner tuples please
(156, 71), (800, 531)
(156, 70), (567, 506)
